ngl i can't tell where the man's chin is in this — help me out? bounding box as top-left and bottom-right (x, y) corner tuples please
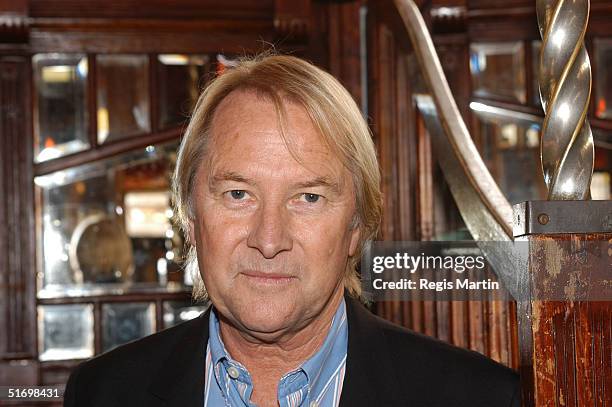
(233, 313), (299, 342)
(227, 298), (303, 337)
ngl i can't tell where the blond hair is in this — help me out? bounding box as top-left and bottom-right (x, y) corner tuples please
(172, 54), (381, 302)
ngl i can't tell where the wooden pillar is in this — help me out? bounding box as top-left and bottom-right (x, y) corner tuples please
(513, 201), (612, 406)
(0, 0), (39, 386)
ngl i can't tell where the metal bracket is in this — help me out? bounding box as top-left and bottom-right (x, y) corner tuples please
(513, 200), (612, 237)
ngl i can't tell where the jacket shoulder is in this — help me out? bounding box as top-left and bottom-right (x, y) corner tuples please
(85, 312), (204, 374)
(371, 311), (520, 406)
(63, 312), (208, 407)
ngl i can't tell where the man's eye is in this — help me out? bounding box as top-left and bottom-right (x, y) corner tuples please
(302, 193), (320, 203)
(228, 190), (247, 200)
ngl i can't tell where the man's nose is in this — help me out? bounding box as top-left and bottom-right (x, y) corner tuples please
(246, 201), (293, 258)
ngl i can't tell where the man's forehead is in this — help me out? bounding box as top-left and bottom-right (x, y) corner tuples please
(198, 141), (350, 193)
(202, 88), (349, 181)
(210, 89), (334, 151)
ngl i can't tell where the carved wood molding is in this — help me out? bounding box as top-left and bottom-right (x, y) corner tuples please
(0, 57), (36, 360)
(274, 0), (311, 39)
(430, 6), (467, 33)
(0, 0), (29, 43)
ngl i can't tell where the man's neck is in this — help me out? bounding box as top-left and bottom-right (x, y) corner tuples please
(216, 288), (344, 405)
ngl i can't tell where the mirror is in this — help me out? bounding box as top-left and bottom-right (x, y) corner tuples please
(470, 42), (526, 104)
(35, 142), (185, 298)
(33, 53), (89, 162)
(157, 54), (209, 129)
(97, 54), (150, 144)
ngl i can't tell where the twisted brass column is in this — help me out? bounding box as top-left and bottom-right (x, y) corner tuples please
(537, 0), (594, 200)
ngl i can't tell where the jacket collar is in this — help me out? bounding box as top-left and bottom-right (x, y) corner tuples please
(339, 295), (403, 407)
(147, 293), (402, 407)
(148, 306), (210, 406)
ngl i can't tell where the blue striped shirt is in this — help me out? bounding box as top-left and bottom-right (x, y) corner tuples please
(204, 299), (348, 407)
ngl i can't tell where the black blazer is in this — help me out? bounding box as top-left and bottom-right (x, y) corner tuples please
(64, 295), (521, 407)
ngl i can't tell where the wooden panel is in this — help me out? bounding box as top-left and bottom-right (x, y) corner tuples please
(30, 0), (273, 19)
(468, 0), (531, 10)
(0, 360), (38, 386)
(29, 28), (275, 54)
(368, 17), (403, 326)
(0, 57), (36, 360)
(366, 0), (519, 371)
(0, 0), (29, 43)
(433, 35), (471, 124)
(416, 112), (434, 241)
(525, 301), (612, 406)
(517, 233), (612, 406)
(375, 23), (399, 242)
(326, 1), (362, 107)
(274, 0), (310, 38)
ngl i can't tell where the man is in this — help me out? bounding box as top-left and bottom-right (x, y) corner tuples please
(64, 55), (520, 407)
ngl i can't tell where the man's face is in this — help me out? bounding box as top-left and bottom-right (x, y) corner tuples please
(190, 90), (360, 340)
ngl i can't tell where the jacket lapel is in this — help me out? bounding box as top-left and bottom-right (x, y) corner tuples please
(145, 297), (402, 407)
(340, 296), (404, 407)
(147, 307), (211, 407)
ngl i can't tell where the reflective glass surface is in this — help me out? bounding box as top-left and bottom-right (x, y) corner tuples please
(592, 128), (612, 199)
(35, 142), (186, 298)
(102, 302), (155, 352)
(33, 53), (89, 162)
(471, 102), (547, 204)
(158, 54), (208, 129)
(163, 301), (207, 328)
(96, 54), (150, 144)
(591, 172), (611, 200)
(470, 42), (526, 104)
(38, 304), (94, 361)
(595, 39), (612, 120)
(532, 41), (542, 106)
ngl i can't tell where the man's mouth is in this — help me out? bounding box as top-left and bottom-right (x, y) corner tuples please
(240, 270), (297, 285)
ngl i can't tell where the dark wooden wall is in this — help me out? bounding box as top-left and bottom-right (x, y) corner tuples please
(1, 0), (611, 404)
(0, 56), (38, 385)
(0, 0), (382, 393)
(0, 0), (519, 390)
(0, 0), (332, 392)
(365, 0), (520, 370)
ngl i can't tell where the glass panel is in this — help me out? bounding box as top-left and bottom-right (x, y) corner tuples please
(158, 54), (208, 129)
(38, 304), (94, 361)
(592, 128), (612, 199)
(594, 38), (612, 120)
(532, 41), (542, 106)
(470, 102), (547, 204)
(102, 302), (155, 352)
(97, 54), (150, 144)
(163, 301), (207, 328)
(33, 54), (89, 162)
(470, 42), (526, 104)
(591, 172), (611, 199)
(35, 142), (187, 298)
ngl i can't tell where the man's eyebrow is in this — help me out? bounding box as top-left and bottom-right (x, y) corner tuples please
(293, 177), (343, 193)
(208, 172), (343, 193)
(209, 171), (256, 189)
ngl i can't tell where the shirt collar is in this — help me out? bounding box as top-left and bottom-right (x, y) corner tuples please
(299, 298), (348, 397)
(208, 297), (348, 399)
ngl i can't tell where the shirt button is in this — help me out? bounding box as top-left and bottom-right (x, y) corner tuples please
(310, 402), (318, 407)
(227, 366), (240, 379)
